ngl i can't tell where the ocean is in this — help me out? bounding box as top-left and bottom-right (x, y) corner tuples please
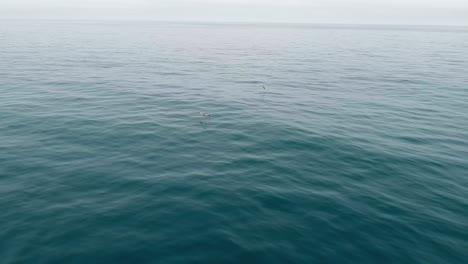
(0, 20), (467, 263)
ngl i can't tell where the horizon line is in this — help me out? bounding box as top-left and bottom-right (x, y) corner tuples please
(2, 18), (468, 28)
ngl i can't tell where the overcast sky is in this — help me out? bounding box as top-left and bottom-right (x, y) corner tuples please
(1, 0), (468, 26)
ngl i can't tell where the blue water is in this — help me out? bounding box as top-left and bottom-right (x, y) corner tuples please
(1, 21), (467, 264)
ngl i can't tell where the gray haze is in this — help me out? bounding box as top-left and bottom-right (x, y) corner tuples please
(1, 0), (468, 26)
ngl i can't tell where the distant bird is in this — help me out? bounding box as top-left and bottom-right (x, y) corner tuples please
(200, 112), (212, 117)
(262, 85), (266, 90)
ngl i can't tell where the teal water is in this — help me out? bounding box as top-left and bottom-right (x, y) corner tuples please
(1, 21), (467, 263)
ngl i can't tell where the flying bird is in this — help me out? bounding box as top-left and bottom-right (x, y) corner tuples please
(200, 112), (212, 117)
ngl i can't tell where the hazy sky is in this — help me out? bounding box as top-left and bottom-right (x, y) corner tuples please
(1, 0), (468, 26)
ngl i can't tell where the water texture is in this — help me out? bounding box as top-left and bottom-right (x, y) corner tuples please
(0, 21), (467, 264)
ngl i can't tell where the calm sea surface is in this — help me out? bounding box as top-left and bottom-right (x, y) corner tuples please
(1, 21), (467, 264)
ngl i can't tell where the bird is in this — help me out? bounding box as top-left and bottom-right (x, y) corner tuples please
(262, 85), (266, 90)
(200, 112), (212, 117)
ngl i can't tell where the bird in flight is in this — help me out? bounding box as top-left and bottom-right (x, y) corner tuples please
(200, 112), (212, 117)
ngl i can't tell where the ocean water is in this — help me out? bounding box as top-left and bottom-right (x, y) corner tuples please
(1, 20), (467, 264)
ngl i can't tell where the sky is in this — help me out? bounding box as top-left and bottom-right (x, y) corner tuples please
(1, 0), (468, 26)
